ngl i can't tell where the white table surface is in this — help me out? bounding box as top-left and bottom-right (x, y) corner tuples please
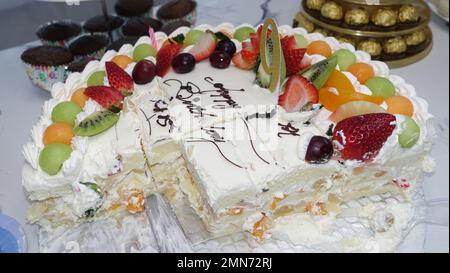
(0, 0), (448, 253)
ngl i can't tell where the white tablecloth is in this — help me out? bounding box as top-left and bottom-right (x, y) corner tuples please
(0, 0), (448, 252)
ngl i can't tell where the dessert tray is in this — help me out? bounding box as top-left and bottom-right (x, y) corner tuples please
(22, 19), (445, 252)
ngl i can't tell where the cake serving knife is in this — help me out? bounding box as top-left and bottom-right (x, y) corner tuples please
(145, 193), (193, 253)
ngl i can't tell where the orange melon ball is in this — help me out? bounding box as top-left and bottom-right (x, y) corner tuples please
(386, 95), (414, 116)
(111, 55), (133, 69)
(70, 88), (89, 108)
(346, 62), (374, 84)
(43, 123), (74, 146)
(306, 40), (332, 58)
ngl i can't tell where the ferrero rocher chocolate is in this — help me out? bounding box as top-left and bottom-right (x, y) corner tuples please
(321, 1), (343, 21)
(314, 28), (329, 36)
(358, 39), (382, 57)
(306, 0), (325, 11)
(371, 8), (397, 27)
(405, 30), (427, 46)
(344, 8), (370, 26)
(295, 13), (315, 32)
(398, 5), (420, 23)
(337, 36), (355, 47)
(383, 37), (407, 55)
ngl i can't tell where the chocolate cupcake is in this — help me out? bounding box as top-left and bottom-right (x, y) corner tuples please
(66, 56), (96, 74)
(157, 0), (197, 25)
(83, 15), (124, 40)
(115, 0), (154, 18)
(69, 34), (109, 60)
(36, 20), (81, 47)
(21, 46), (73, 91)
(160, 20), (191, 35)
(121, 17), (162, 37)
(108, 37), (140, 52)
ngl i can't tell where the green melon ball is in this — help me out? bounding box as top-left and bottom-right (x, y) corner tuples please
(51, 101), (83, 126)
(332, 49), (356, 71)
(87, 71), (106, 87)
(398, 116), (421, 148)
(233, 26), (255, 42)
(294, 34), (309, 48)
(133, 44), (157, 62)
(39, 143), (72, 176)
(365, 76), (396, 99)
(184, 29), (205, 46)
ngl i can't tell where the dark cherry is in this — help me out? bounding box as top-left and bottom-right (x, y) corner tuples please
(305, 136), (333, 164)
(210, 51), (231, 69)
(216, 40), (237, 56)
(132, 60), (156, 85)
(171, 53), (196, 74)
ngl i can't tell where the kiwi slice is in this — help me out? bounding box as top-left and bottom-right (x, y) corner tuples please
(300, 56), (337, 89)
(74, 110), (119, 137)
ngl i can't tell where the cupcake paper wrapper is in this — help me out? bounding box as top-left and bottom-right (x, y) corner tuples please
(24, 62), (68, 92)
(88, 29), (121, 43)
(159, 8), (197, 26)
(40, 39), (69, 47)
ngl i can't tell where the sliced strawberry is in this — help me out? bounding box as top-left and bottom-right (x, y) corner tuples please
(241, 42), (259, 63)
(156, 43), (183, 77)
(281, 36), (297, 53)
(283, 48), (306, 76)
(278, 75), (319, 112)
(189, 31), (217, 62)
(232, 52), (257, 70)
(84, 86), (124, 113)
(105, 61), (134, 96)
(332, 113), (396, 162)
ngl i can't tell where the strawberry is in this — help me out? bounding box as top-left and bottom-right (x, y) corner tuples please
(156, 43), (183, 77)
(332, 113), (396, 162)
(281, 36), (297, 52)
(232, 52), (257, 70)
(105, 61), (134, 96)
(278, 75), (318, 112)
(84, 86), (124, 113)
(284, 48), (306, 76)
(241, 41), (259, 63)
(189, 31), (217, 62)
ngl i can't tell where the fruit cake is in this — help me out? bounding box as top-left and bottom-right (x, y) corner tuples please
(22, 19), (435, 243)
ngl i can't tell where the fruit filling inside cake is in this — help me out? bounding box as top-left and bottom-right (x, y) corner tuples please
(22, 19), (435, 242)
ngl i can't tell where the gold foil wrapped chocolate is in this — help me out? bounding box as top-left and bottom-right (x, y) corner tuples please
(337, 36), (356, 47)
(383, 37), (407, 55)
(398, 5), (420, 23)
(295, 13), (315, 32)
(321, 1), (343, 21)
(345, 8), (370, 26)
(371, 8), (397, 27)
(404, 30), (427, 46)
(358, 39), (382, 57)
(314, 28), (329, 36)
(306, 0), (325, 11)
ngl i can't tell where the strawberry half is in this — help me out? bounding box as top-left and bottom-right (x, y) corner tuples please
(232, 52), (257, 70)
(156, 43), (183, 77)
(278, 75), (318, 112)
(241, 41), (259, 63)
(332, 113), (396, 162)
(284, 48), (306, 76)
(281, 36), (297, 52)
(189, 31), (216, 62)
(105, 61), (134, 96)
(84, 86), (124, 113)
